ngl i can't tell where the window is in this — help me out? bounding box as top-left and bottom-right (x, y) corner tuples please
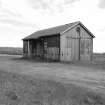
(76, 27), (80, 32)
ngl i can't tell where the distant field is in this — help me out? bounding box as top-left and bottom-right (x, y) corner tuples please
(0, 55), (105, 104)
(0, 47), (23, 55)
(93, 53), (105, 62)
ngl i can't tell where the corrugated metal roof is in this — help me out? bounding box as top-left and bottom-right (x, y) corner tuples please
(23, 21), (94, 40)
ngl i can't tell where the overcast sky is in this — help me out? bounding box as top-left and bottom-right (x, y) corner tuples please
(0, 0), (105, 52)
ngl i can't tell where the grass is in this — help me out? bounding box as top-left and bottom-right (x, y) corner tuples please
(0, 70), (105, 105)
(0, 47), (23, 55)
(0, 55), (105, 104)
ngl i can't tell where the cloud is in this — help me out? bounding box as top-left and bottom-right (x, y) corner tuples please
(2, 8), (22, 17)
(29, 0), (51, 9)
(98, 0), (105, 9)
(0, 0), (22, 17)
(0, 0), (36, 28)
(0, 9), (22, 19)
(0, 18), (37, 28)
(27, 0), (80, 13)
(0, 8), (36, 28)
(63, 0), (79, 4)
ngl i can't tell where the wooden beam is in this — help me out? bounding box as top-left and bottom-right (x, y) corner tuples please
(28, 40), (31, 57)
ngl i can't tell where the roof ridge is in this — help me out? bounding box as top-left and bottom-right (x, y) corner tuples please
(23, 21), (94, 40)
(36, 21), (80, 32)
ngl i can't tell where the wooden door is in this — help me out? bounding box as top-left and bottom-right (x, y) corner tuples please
(66, 38), (72, 61)
(80, 39), (92, 61)
(71, 38), (79, 61)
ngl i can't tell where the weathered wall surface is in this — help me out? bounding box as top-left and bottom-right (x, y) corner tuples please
(23, 24), (93, 62)
(60, 24), (93, 62)
(23, 35), (60, 61)
(43, 35), (60, 61)
(23, 40), (34, 58)
(23, 40), (28, 57)
(80, 25), (93, 61)
(31, 40), (43, 57)
(60, 25), (80, 61)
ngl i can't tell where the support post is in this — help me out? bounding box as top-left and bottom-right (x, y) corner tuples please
(28, 40), (31, 58)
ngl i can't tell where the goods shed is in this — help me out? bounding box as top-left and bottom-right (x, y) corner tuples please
(23, 21), (95, 62)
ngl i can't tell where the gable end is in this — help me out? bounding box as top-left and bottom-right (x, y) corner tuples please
(61, 22), (95, 38)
